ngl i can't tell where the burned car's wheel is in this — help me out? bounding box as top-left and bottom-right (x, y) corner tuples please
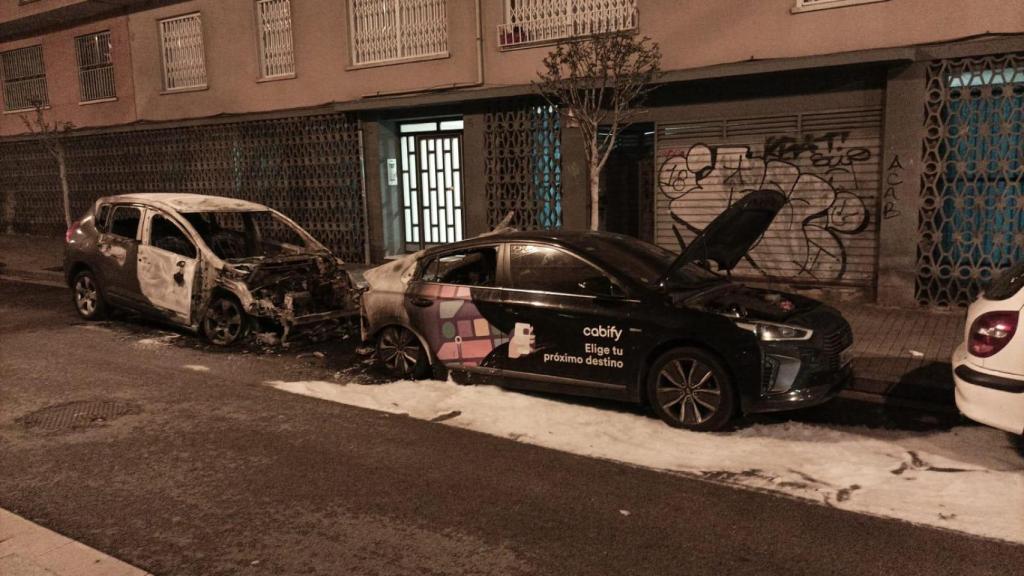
(647, 347), (735, 431)
(377, 326), (428, 379)
(72, 270), (107, 320)
(202, 296), (249, 346)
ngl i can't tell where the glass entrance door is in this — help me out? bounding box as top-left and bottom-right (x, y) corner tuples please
(400, 119), (464, 252)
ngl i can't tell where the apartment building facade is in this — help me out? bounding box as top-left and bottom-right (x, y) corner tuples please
(0, 0), (1021, 308)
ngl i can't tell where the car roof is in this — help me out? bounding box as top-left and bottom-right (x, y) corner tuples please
(98, 193), (269, 213)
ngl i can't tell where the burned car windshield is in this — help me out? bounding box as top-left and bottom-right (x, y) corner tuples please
(985, 260), (1024, 300)
(181, 211), (315, 260)
(574, 234), (720, 287)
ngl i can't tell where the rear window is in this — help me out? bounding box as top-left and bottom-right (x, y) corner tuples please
(985, 261), (1024, 300)
(109, 206), (141, 239)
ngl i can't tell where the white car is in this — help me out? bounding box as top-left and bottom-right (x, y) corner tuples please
(952, 262), (1024, 435)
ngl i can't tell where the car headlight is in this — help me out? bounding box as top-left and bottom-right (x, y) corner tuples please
(735, 321), (813, 342)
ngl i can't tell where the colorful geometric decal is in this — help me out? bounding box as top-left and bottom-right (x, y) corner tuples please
(414, 283), (507, 367)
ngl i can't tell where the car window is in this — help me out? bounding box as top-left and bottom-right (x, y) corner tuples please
(95, 204), (111, 232)
(510, 244), (622, 297)
(420, 247), (497, 287)
(149, 214), (197, 259)
(181, 211), (312, 260)
(109, 206), (141, 239)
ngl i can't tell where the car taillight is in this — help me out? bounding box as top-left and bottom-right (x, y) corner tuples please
(968, 311), (1018, 358)
(65, 220), (80, 243)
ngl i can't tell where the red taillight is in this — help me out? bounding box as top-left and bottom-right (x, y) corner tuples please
(65, 220), (80, 243)
(968, 311), (1018, 358)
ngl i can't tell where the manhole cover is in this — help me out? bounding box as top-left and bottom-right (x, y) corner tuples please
(17, 400), (141, 432)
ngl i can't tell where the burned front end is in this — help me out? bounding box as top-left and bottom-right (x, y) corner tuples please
(691, 284), (854, 412)
(224, 254), (357, 340)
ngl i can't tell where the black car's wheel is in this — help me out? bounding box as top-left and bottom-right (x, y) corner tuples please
(376, 326), (429, 379)
(71, 270), (108, 320)
(647, 347), (735, 431)
(202, 296), (248, 346)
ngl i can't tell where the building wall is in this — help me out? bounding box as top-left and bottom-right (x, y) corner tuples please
(0, 14), (135, 136)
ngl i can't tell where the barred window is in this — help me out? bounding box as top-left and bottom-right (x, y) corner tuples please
(792, 0), (889, 13)
(0, 45), (48, 112)
(159, 13), (207, 91)
(498, 0), (637, 48)
(349, 0), (448, 66)
(256, 0), (295, 78)
(75, 31), (116, 102)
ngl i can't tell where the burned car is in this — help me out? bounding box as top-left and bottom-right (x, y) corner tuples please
(362, 190), (853, 431)
(64, 193), (355, 345)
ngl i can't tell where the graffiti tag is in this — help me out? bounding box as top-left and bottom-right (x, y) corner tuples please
(883, 155), (903, 220)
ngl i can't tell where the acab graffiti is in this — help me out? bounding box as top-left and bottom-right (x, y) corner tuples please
(659, 135), (872, 281)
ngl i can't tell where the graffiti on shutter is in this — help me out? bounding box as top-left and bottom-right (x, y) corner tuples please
(655, 107), (883, 287)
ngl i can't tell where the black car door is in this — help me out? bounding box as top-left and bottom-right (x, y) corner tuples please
(94, 204), (146, 308)
(498, 242), (639, 398)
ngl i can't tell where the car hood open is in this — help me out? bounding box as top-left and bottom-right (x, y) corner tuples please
(657, 190), (786, 286)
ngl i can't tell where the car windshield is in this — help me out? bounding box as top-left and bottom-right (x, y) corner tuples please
(573, 234), (721, 287)
(985, 260), (1024, 301)
(181, 210), (318, 260)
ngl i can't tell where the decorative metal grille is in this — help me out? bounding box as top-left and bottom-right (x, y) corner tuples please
(792, 0), (888, 12)
(159, 13), (207, 91)
(75, 31), (115, 103)
(919, 53), (1024, 306)
(498, 0), (637, 48)
(0, 45), (48, 111)
(257, 0), (295, 78)
(349, 0), (448, 66)
(0, 113), (369, 263)
(484, 103), (562, 230)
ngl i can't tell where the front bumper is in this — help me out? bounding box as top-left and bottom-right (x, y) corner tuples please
(747, 363), (852, 413)
(953, 345), (1024, 435)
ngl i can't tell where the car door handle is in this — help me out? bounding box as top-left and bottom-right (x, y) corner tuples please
(408, 296), (433, 307)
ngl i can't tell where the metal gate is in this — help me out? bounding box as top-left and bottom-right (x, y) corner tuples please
(655, 107), (883, 287)
(400, 127), (464, 251)
(918, 53), (1024, 306)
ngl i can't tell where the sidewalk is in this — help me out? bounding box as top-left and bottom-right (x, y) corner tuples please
(0, 233), (963, 409)
(0, 508), (149, 576)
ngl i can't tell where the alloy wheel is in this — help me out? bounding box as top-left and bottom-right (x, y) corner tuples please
(378, 327), (421, 377)
(204, 298), (243, 345)
(654, 357), (722, 426)
(74, 275), (98, 317)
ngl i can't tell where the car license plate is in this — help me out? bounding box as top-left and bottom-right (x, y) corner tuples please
(839, 345), (854, 368)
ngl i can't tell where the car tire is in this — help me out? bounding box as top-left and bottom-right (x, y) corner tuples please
(201, 296), (249, 346)
(376, 326), (429, 380)
(71, 270), (108, 320)
(647, 347), (736, 431)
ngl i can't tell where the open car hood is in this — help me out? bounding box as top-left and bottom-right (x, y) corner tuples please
(658, 190), (786, 286)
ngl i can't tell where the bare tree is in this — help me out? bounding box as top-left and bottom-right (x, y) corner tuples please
(535, 32), (661, 231)
(21, 100), (75, 228)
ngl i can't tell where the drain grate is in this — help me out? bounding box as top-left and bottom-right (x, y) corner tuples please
(17, 400), (141, 432)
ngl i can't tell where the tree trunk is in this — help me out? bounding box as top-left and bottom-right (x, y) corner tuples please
(589, 155), (600, 231)
(56, 141), (71, 228)
(2, 188), (15, 234)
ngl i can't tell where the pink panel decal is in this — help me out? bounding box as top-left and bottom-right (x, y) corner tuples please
(473, 318), (490, 337)
(457, 320), (474, 337)
(459, 339), (495, 360)
(440, 285), (458, 298)
(455, 286), (471, 298)
(421, 284), (440, 298)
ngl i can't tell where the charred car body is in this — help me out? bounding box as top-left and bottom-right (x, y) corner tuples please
(65, 193), (355, 345)
(362, 191), (854, 431)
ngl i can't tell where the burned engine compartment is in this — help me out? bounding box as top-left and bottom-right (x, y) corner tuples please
(227, 254), (356, 338)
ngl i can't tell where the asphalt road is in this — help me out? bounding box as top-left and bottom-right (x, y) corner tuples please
(1, 278), (1022, 576)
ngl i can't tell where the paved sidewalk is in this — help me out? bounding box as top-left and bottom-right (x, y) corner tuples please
(0, 234), (65, 284)
(0, 508), (149, 576)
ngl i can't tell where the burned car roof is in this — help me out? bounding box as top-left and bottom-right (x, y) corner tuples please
(98, 193), (269, 214)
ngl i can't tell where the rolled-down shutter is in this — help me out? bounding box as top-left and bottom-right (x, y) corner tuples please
(654, 107), (883, 287)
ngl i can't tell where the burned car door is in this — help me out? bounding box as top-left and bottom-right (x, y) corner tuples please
(406, 245), (511, 374)
(137, 210), (200, 324)
(499, 243), (638, 398)
(95, 204), (145, 307)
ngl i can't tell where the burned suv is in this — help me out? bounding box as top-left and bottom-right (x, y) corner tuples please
(65, 193), (355, 345)
(362, 190), (854, 431)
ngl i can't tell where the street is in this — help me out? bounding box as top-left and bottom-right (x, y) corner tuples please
(1, 277), (1023, 575)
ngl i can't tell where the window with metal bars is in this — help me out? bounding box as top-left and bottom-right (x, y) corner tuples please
(792, 0), (889, 13)
(256, 0), (295, 78)
(159, 13), (207, 91)
(75, 31), (115, 103)
(0, 45), (48, 111)
(498, 0), (637, 48)
(349, 0), (448, 66)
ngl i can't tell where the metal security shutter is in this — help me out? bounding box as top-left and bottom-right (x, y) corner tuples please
(654, 107), (883, 287)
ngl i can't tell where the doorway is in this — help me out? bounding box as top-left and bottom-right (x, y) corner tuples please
(399, 119), (465, 252)
(599, 123), (655, 241)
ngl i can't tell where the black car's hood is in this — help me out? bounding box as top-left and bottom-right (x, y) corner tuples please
(658, 190), (786, 285)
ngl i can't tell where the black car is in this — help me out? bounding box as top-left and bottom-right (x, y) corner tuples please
(361, 191), (854, 431)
